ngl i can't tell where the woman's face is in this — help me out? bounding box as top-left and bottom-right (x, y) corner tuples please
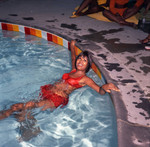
(76, 55), (88, 72)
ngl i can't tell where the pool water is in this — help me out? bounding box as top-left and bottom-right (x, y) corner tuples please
(0, 30), (118, 147)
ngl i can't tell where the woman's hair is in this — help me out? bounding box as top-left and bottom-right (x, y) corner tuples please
(75, 51), (92, 73)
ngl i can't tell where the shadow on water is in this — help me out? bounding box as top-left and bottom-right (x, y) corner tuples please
(15, 111), (41, 142)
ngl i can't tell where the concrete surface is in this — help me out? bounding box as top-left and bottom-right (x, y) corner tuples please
(0, 0), (149, 146)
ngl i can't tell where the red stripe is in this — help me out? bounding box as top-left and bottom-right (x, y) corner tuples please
(47, 33), (53, 41)
(24, 27), (31, 34)
(1, 23), (7, 30)
(68, 42), (70, 50)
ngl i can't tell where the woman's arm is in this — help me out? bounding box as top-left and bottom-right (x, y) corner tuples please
(70, 40), (76, 70)
(144, 1), (150, 14)
(123, 0), (144, 19)
(82, 76), (120, 95)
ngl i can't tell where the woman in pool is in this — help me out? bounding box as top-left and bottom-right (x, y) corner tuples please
(0, 40), (120, 120)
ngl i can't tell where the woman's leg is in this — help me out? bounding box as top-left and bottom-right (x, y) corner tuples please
(75, 0), (93, 15)
(140, 34), (150, 44)
(103, 9), (136, 27)
(0, 99), (55, 120)
(0, 102), (29, 120)
(75, 0), (103, 16)
(11, 99), (55, 111)
(103, 9), (122, 23)
(123, 6), (141, 20)
(0, 109), (13, 120)
(82, 5), (105, 16)
(35, 99), (55, 111)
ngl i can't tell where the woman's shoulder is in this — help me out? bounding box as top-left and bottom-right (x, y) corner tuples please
(81, 75), (92, 82)
(71, 68), (77, 72)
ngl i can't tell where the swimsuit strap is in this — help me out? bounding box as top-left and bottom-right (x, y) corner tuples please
(68, 69), (85, 79)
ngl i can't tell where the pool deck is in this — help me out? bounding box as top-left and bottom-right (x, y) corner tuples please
(0, 0), (150, 146)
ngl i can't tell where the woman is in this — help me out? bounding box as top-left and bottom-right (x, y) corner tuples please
(0, 40), (120, 120)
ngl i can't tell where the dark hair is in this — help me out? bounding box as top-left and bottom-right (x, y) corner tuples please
(75, 51), (92, 73)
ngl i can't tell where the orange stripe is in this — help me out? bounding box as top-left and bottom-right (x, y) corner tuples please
(52, 35), (58, 44)
(91, 63), (102, 79)
(7, 24), (13, 31)
(75, 47), (82, 56)
(30, 28), (36, 36)
(91, 63), (96, 72)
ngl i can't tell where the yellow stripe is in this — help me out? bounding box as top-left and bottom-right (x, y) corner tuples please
(35, 29), (42, 38)
(57, 37), (63, 46)
(12, 24), (19, 31)
(75, 47), (82, 56)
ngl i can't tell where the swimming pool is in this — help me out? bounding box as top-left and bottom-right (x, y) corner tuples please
(0, 30), (117, 147)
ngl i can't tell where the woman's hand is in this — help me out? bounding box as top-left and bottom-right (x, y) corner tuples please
(123, 6), (139, 19)
(102, 83), (120, 93)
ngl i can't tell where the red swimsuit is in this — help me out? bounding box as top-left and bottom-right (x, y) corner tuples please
(40, 69), (84, 108)
(40, 84), (68, 108)
(62, 69), (84, 88)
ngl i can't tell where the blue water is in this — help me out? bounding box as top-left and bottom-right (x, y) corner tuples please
(0, 30), (118, 147)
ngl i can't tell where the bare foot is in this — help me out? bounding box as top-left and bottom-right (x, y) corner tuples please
(0, 109), (13, 120)
(140, 37), (150, 44)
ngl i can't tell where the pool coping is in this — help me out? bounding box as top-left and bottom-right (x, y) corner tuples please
(0, 22), (149, 147)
